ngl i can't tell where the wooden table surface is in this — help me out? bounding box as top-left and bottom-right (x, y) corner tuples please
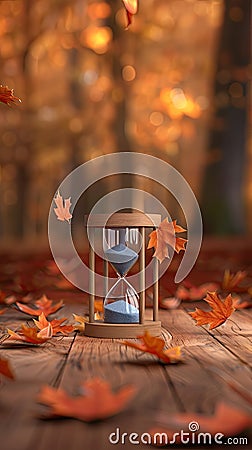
(0, 241), (251, 450)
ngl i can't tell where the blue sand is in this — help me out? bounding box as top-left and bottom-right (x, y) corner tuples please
(104, 244), (138, 276)
(104, 300), (139, 324)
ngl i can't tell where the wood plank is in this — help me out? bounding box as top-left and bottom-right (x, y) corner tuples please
(160, 308), (252, 413)
(182, 303), (252, 367)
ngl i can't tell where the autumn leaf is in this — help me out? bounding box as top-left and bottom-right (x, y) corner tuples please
(0, 357), (15, 379)
(0, 308), (7, 315)
(54, 191), (72, 223)
(149, 402), (252, 446)
(147, 218), (187, 263)
(38, 377), (136, 422)
(0, 85), (21, 106)
(94, 299), (104, 313)
(176, 282), (219, 301)
(73, 312), (102, 332)
(8, 323), (52, 344)
(222, 269), (247, 291)
(16, 294), (63, 317)
(122, 0), (138, 28)
(121, 331), (182, 364)
(189, 291), (236, 330)
(232, 297), (252, 309)
(33, 312), (74, 336)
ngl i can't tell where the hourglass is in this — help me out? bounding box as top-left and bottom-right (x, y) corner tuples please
(85, 212), (162, 338)
(103, 227), (139, 324)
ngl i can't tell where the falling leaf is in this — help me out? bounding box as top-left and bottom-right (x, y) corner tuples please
(121, 331), (182, 364)
(0, 357), (15, 379)
(189, 291), (236, 330)
(8, 323), (52, 344)
(53, 191), (72, 223)
(33, 312), (74, 336)
(122, 0), (138, 28)
(149, 402), (252, 446)
(176, 282), (219, 301)
(16, 294), (63, 317)
(147, 218), (187, 263)
(222, 269), (247, 291)
(0, 85), (21, 106)
(38, 377), (136, 422)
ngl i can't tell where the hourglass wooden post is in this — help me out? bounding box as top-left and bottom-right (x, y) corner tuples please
(85, 212), (162, 338)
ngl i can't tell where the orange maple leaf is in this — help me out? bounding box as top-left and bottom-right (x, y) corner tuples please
(33, 312), (74, 336)
(122, 0), (138, 28)
(189, 291), (236, 330)
(147, 218), (187, 263)
(122, 331), (182, 364)
(0, 357), (15, 379)
(38, 377), (136, 422)
(54, 191), (72, 223)
(16, 294), (63, 317)
(222, 269), (247, 291)
(0, 85), (21, 106)
(149, 402), (252, 446)
(8, 323), (52, 344)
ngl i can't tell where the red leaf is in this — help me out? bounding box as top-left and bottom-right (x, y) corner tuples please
(8, 323), (52, 344)
(148, 218), (187, 263)
(176, 282), (219, 301)
(121, 331), (182, 364)
(16, 294), (63, 317)
(33, 312), (74, 336)
(189, 291), (236, 330)
(0, 357), (15, 379)
(149, 402), (252, 446)
(54, 191), (72, 223)
(38, 378), (136, 422)
(0, 85), (21, 106)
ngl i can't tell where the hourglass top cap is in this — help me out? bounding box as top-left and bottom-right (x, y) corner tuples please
(85, 212), (161, 228)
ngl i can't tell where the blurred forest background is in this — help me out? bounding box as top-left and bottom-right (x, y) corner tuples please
(0, 0), (251, 247)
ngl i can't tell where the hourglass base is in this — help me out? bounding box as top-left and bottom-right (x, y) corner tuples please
(84, 320), (162, 338)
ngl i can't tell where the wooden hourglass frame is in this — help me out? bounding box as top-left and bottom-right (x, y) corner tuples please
(85, 212), (162, 338)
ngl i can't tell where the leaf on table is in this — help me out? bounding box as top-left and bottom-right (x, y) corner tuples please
(176, 282), (219, 301)
(38, 377), (136, 422)
(8, 323), (52, 344)
(121, 331), (182, 364)
(122, 0), (138, 29)
(73, 312), (101, 331)
(147, 218), (187, 263)
(149, 402), (252, 446)
(33, 312), (74, 336)
(53, 191), (72, 223)
(0, 357), (15, 379)
(222, 269), (247, 291)
(189, 291), (236, 330)
(16, 294), (63, 317)
(159, 297), (181, 310)
(0, 85), (21, 106)
(232, 295), (252, 310)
